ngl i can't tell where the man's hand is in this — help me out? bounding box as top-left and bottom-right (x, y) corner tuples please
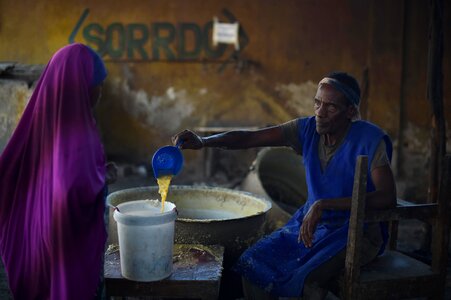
(105, 162), (118, 185)
(299, 201), (323, 248)
(171, 130), (204, 149)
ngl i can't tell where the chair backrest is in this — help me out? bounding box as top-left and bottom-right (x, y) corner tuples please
(343, 154), (451, 299)
(343, 155), (368, 298)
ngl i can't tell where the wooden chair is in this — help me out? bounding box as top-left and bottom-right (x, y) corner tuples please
(340, 154), (450, 299)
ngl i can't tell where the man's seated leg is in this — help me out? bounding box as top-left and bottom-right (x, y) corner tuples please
(304, 226), (382, 300)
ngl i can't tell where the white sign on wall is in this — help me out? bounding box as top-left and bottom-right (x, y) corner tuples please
(212, 17), (240, 50)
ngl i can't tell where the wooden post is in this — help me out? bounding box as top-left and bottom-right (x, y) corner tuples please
(344, 156), (368, 299)
(431, 155), (451, 298)
(426, 0), (445, 204)
(422, 0), (445, 261)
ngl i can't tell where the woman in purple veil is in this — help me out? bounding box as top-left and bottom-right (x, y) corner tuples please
(0, 43), (111, 299)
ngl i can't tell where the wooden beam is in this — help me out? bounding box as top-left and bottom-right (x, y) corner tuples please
(426, 0), (445, 204)
(431, 155), (451, 298)
(365, 203), (437, 222)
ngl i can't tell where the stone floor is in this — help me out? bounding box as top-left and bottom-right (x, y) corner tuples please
(0, 261), (11, 299)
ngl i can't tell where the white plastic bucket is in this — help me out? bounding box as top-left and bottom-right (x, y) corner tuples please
(113, 200), (177, 281)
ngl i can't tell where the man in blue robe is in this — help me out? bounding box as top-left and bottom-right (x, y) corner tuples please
(172, 71), (397, 299)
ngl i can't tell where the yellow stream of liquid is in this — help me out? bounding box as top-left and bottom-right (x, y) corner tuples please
(157, 175), (173, 213)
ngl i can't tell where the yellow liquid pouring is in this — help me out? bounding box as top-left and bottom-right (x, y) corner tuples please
(157, 175), (173, 213)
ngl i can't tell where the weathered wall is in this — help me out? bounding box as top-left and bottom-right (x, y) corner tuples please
(0, 0), (450, 200)
(0, 80), (32, 150)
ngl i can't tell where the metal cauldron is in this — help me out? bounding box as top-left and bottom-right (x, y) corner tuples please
(107, 185), (272, 265)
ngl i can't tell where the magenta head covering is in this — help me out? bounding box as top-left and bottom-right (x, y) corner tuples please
(0, 43), (108, 299)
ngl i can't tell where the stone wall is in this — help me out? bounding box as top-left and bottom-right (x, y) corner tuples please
(0, 80), (31, 153)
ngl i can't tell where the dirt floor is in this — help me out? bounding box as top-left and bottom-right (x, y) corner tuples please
(0, 160), (450, 299)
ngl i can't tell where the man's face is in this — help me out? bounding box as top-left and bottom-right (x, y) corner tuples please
(314, 84), (352, 135)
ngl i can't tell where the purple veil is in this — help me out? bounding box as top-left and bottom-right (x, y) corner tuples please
(0, 43), (107, 299)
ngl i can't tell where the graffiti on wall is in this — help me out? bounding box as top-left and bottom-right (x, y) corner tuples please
(69, 8), (248, 63)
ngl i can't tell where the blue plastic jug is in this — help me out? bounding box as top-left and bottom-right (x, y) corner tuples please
(151, 145), (183, 178)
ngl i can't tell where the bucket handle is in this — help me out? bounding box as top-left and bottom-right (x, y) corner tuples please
(113, 205), (120, 212)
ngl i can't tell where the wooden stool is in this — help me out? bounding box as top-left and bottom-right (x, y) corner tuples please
(105, 244), (224, 300)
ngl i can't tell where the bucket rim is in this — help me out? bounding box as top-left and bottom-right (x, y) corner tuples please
(113, 200), (177, 226)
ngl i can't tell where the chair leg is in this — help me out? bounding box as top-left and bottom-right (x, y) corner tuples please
(388, 220), (399, 250)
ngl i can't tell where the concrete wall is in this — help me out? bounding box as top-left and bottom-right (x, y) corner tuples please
(1, 0), (450, 200)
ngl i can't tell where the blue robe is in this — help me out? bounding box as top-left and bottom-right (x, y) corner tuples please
(233, 117), (392, 297)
